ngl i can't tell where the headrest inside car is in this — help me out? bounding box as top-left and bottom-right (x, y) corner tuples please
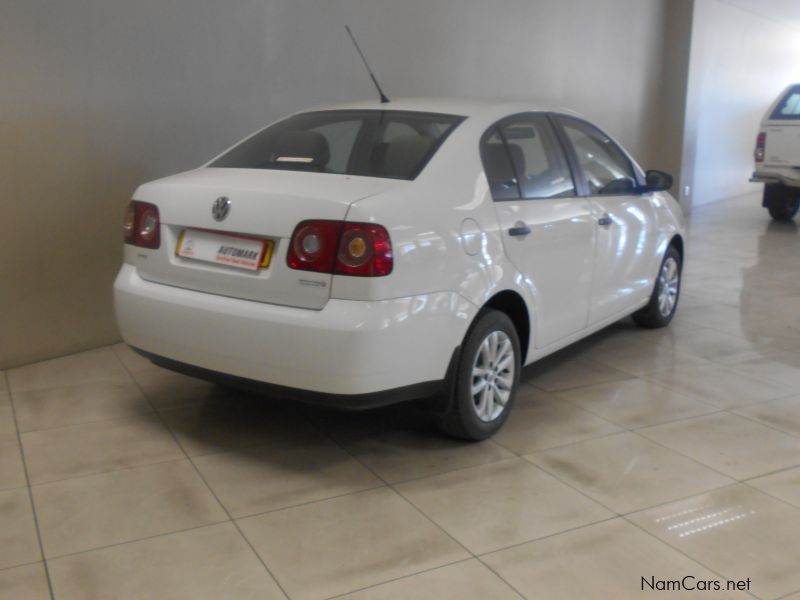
(383, 135), (435, 178)
(484, 143), (525, 181)
(270, 130), (330, 168)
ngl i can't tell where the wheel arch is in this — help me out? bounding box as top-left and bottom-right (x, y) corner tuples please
(480, 289), (531, 363)
(669, 234), (684, 262)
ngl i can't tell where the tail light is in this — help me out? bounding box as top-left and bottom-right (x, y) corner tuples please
(755, 132), (766, 163)
(287, 220), (393, 277)
(123, 201), (161, 249)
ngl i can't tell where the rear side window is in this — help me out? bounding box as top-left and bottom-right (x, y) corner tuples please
(210, 110), (464, 180)
(481, 114), (576, 201)
(770, 85), (800, 120)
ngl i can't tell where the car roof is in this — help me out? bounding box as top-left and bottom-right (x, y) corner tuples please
(303, 97), (583, 121)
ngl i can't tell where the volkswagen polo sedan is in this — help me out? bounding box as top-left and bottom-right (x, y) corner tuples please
(114, 98), (685, 440)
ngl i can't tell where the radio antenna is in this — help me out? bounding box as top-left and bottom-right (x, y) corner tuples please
(345, 25), (389, 104)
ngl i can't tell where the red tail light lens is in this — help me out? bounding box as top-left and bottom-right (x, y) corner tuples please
(287, 220), (342, 273)
(287, 220), (393, 277)
(336, 223), (393, 276)
(123, 201), (161, 249)
(755, 132), (766, 162)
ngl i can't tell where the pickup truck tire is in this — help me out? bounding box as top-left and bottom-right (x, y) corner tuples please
(764, 184), (800, 222)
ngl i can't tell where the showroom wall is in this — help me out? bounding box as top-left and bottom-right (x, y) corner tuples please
(681, 0), (800, 207)
(1, 0), (683, 368)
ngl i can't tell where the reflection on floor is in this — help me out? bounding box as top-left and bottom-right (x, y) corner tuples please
(2, 193), (800, 599)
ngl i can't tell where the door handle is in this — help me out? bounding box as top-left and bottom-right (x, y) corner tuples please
(597, 214), (613, 227)
(508, 224), (531, 237)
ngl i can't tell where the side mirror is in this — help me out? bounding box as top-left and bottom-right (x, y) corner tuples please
(645, 170), (673, 192)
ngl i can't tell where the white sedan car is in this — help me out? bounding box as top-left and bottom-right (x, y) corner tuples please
(114, 98), (685, 440)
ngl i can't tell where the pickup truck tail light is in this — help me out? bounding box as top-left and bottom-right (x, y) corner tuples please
(124, 201), (161, 249)
(287, 220), (393, 276)
(755, 132), (766, 163)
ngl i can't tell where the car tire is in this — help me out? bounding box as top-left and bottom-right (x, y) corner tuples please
(632, 245), (682, 329)
(437, 309), (521, 441)
(764, 185), (800, 222)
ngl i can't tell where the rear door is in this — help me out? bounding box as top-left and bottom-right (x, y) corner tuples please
(552, 115), (658, 323)
(763, 85), (800, 167)
(485, 113), (596, 348)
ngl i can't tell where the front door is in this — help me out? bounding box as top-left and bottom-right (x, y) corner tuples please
(554, 116), (658, 323)
(483, 113), (596, 348)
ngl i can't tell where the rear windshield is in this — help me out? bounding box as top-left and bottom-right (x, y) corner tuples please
(770, 85), (800, 120)
(209, 110), (465, 180)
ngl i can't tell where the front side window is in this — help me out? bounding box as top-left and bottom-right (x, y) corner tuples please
(771, 85), (800, 120)
(210, 110), (464, 180)
(481, 114), (575, 201)
(558, 117), (638, 196)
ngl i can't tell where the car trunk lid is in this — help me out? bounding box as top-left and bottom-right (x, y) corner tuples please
(130, 168), (402, 309)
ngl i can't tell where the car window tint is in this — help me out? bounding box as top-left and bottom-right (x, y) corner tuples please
(209, 110), (464, 180)
(498, 116), (575, 200)
(559, 118), (637, 196)
(310, 121), (361, 173)
(481, 129), (520, 200)
(771, 85), (800, 119)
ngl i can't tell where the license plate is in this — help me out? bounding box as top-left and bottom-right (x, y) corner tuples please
(176, 229), (273, 271)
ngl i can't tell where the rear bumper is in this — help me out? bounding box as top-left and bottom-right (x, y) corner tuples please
(750, 170), (800, 187)
(113, 264), (474, 398)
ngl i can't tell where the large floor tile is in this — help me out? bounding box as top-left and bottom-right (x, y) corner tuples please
(734, 395), (800, 438)
(524, 355), (634, 392)
(238, 487), (468, 600)
(557, 378), (718, 429)
(483, 519), (738, 600)
(12, 381), (152, 432)
(588, 338), (705, 377)
(48, 522), (285, 600)
(132, 368), (232, 410)
(493, 389), (621, 455)
(0, 373), (6, 392)
(629, 484), (800, 599)
(723, 352), (800, 390)
(747, 467), (800, 509)
(527, 432), (733, 514)
(337, 559), (520, 600)
(21, 414), (184, 484)
(7, 348), (131, 392)
(638, 412), (800, 480)
(646, 363), (792, 409)
(667, 327), (765, 363)
(34, 459), (227, 557)
(160, 399), (320, 457)
(194, 440), (381, 517)
(0, 393), (15, 438)
(0, 488), (40, 569)
(343, 429), (512, 483)
(396, 458), (613, 554)
(0, 563), (50, 600)
(0, 439), (26, 491)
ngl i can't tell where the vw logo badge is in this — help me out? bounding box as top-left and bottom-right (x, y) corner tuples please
(212, 196), (231, 221)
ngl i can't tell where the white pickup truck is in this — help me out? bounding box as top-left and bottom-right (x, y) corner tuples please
(751, 84), (800, 221)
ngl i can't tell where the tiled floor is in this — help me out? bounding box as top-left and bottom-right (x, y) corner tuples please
(2, 192), (800, 599)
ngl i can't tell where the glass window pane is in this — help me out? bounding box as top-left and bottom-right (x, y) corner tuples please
(771, 86), (800, 119)
(210, 110), (464, 180)
(561, 119), (637, 196)
(499, 116), (575, 200)
(482, 129), (520, 200)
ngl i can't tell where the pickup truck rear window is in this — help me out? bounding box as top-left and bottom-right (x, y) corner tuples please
(209, 110), (465, 180)
(770, 85), (800, 120)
